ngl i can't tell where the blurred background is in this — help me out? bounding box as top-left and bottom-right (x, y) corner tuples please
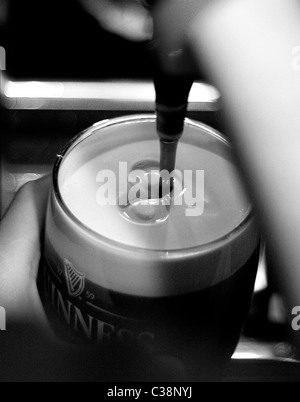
(0, 0), (300, 381)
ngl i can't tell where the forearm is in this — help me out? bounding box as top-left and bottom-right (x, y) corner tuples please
(191, 0), (300, 310)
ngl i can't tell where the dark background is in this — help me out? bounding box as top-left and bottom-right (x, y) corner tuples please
(3, 0), (153, 79)
(0, 0), (156, 180)
(0, 0), (215, 170)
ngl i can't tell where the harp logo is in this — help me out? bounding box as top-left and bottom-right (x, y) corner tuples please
(64, 259), (86, 298)
(0, 307), (6, 331)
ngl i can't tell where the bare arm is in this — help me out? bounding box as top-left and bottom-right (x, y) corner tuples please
(189, 0), (300, 319)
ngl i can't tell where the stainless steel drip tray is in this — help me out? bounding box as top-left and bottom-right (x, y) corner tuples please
(224, 357), (300, 382)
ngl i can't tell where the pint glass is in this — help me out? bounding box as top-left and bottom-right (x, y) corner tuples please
(41, 115), (260, 380)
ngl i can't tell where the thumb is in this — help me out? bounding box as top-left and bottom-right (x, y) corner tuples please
(0, 175), (51, 325)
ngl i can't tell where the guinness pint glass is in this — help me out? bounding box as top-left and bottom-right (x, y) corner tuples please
(41, 115), (260, 379)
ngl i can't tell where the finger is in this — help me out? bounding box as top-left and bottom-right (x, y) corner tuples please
(0, 174), (51, 278)
(79, 0), (153, 42)
(0, 175), (52, 326)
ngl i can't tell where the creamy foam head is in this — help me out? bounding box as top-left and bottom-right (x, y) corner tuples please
(58, 117), (251, 252)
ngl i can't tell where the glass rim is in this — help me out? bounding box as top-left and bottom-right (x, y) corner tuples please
(52, 114), (255, 256)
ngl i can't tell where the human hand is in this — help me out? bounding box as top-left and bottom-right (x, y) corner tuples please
(76, 0), (214, 73)
(77, 0), (153, 42)
(0, 175), (52, 332)
(0, 175), (188, 381)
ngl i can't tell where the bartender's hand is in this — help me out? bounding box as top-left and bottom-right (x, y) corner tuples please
(0, 175), (51, 332)
(0, 176), (187, 381)
(76, 0), (215, 73)
(77, 0), (153, 42)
